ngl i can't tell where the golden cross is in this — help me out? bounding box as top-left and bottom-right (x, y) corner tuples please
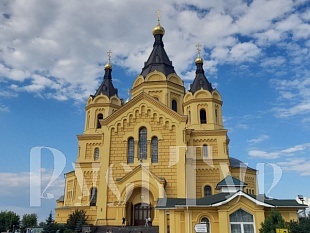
(196, 43), (202, 57)
(156, 9), (161, 24)
(107, 50), (112, 64)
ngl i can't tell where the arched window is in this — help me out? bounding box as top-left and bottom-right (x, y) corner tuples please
(200, 109), (207, 124)
(90, 187), (97, 206)
(204, 185), (212, 197)
(151, 136), (158, 163)
(230, 209), (255, 233)
(139, 127), (147, 160)
(94, 147), (99, 160)
(128, 137), (134, 163)
(200, 217), (210, 232)
(172, 100), (177, 112)
(97, 113), (103, 128)
(203, 144), (208, 158)
(188, 111), (191, 124)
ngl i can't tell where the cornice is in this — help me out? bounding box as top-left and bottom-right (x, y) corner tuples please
(85, 103), (121, 111)
(132, 81), (185, 96)
(77, 134), (103, 141)
(189, 129), (228, 136)
(183, 98), (222, 106)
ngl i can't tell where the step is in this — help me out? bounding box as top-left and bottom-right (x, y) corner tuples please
(83, 225), (159, 233)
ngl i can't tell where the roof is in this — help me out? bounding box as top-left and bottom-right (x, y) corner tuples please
(216, 175), (247, 189)
(92, 66), (118, 98)
(156, 191), (307, 209)
(140, 31), (176, 78)
(56, 195), (64, 202)
(229, 157), (256, 171)
(189, 60), (213, 94)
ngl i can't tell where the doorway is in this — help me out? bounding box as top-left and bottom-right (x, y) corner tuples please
(133, 203), (152, 226)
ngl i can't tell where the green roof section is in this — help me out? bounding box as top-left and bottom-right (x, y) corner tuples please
(156, 191), (306, 209)
(216, 175), (247, 190)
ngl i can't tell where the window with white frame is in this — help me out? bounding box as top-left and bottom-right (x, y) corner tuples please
(230, 209), (255, 233)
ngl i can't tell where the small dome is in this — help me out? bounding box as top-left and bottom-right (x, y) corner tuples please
(152, 24), (165, 36)
(195, 57), (203, 64)
(104, 63), (112, 69)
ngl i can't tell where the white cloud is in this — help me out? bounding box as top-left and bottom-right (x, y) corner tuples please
(0, 0), (308, 102)
(277, 157), (310, 176)
(0, 170), (64, 199)
(260, 56), (286, 68)
(249, 143), (310, 159)
(271, 76), (310, 118)
(0, 104), (10, 112)
(248, 135), (270, 144)
(249, 150), (280, 159)
(229, 42), (261, 62)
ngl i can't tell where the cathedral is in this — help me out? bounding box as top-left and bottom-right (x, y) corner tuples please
(55, 17), (305, 233)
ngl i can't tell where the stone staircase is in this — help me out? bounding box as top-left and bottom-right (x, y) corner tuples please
(83, 226), (159, 233)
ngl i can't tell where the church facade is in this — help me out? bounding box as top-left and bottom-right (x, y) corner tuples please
(55, 19), (305, 233)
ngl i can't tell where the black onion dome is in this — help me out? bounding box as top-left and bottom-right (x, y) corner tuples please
(93, 64), (118, 98)
(189, 58), (213, 94)
(140, 24), (176, 78)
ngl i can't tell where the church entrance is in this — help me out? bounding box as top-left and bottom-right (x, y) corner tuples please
(133, 203), (152, 226)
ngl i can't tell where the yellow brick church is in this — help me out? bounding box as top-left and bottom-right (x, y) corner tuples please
(55, 17), (305, 233)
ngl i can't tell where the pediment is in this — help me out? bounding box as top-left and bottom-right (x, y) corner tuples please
(99, 91), (187, 130)
(116, 164), (166, 186)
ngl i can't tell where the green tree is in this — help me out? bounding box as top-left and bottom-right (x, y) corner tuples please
(38, 221), (46, 227)
(42, 212), (56, 233)
(66, 209), (87, 233)
(22, 213), (38, 230)
(259, 209), (286, 233)
(289, 217), (310, 233)
(0, 211), (20, 232)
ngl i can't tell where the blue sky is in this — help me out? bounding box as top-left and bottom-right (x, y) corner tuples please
(0, 0), (310, 222)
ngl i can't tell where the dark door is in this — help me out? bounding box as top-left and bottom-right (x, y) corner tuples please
(134, 203), (151, 226)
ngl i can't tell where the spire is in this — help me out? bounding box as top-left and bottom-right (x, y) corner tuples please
(93, 50), (118, 98)
(189, 44), (213, 94)
(140, 10), (176, 78)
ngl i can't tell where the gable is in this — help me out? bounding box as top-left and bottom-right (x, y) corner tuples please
(100, 92), (187, 132)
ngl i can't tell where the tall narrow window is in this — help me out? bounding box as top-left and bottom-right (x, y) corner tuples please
(151, 136), (158, 163)
(215, 109), (218, 124)
(204, 185), (212, 197)
(230, 209), (255, 233)
(94, 147), (99, 160)
(128, 137), (134, 163)
(203, 144), (208, 158)
(200, 217), (210, 233)
(188, 111), (191, 124)
(200, 109), (207, 124)
(90, 187), (97, 206)
(172, 100), (177, 112)
(139, 127), (147, 160)
(97, 113), (103, 128)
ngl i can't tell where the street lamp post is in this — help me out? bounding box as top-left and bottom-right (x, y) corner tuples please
(298, 195), (307, 218)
